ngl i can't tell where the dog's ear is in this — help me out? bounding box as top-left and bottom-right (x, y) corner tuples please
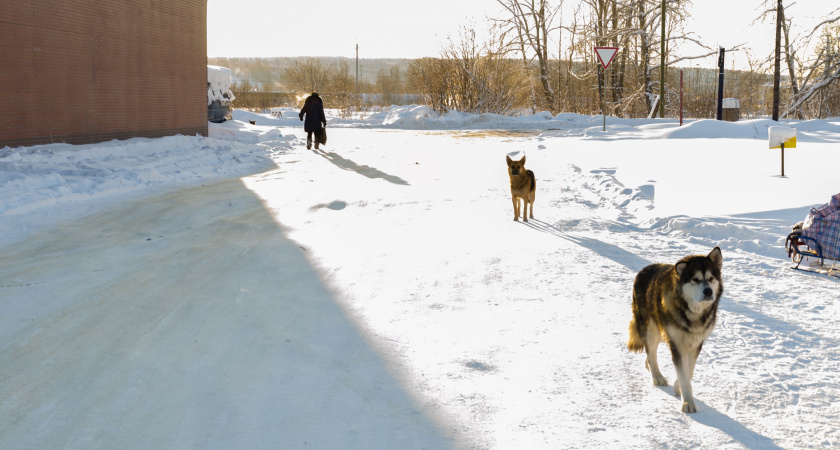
(506, 155), (513, 166)
(520, 155), (526, 165)
(675, 261), (687, 277)
(708, 246), (723, 270)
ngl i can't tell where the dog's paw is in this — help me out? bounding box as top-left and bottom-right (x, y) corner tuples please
(673, 380), (681, 397)
(681, 401), (697, 413)
(652, 375), (668, 386)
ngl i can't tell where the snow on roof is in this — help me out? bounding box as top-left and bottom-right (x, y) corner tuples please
(722, 98), (739, 109)
(207, 65), (235, 106)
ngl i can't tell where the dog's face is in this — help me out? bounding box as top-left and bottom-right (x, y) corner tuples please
(675, 247), (723, 310)
(507, 155), (526, 177)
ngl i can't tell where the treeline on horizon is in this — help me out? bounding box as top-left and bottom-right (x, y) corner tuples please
(209, 55), (825, 120)
(208, 1), (840, 120)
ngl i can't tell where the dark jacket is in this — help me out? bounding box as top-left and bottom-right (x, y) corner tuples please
(299, 93), (327, 133)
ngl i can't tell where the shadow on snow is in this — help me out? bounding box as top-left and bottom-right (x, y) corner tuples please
(0, 176), (451, 449)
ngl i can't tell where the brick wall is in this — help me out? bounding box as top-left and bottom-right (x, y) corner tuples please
(0, 0), (208, 148)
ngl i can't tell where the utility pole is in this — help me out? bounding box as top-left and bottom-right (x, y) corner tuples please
(716, 47), (725, 120)
(355, 44), (359, 96)
(659, 0), (665, 118)
(772, 0), (782, 121)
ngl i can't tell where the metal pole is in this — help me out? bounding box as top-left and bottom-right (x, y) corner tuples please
(680, 69), (682, 126)
(781, 143), (785, 177)
(716, 47), (725, 121)
(772, 0), (782, 121)
(601, 66), (606, 131)
(659, 0), (665, 118)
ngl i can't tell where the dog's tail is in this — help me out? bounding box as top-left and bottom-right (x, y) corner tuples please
(627, 316), (646, 353)
(527, 170), (536, 192)
(627, 287), (647, 353)
(628, 268), (655, 353)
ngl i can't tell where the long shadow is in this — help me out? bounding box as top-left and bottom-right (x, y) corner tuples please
(728, 205), (815, 224)
(526, 219), (839, 341)
(0, 176), (452, 448)
(653, 386), (782, 449)
(689, 399), (783, 449)
(525, 219), (652, 272)
(722, 299), (840, 348)
(312, 148), (409, 185)
(526, 218), (830, 447)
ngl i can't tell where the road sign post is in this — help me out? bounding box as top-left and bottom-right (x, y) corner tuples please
(595, 47), (619, 132)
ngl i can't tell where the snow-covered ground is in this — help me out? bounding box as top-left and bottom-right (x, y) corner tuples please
(1, 107), (839, 448)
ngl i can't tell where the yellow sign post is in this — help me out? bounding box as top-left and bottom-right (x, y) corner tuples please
(768, 126), (797, 177)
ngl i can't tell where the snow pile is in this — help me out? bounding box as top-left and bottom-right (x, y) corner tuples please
(207, 65), (235, 105)
(235, 105), (840, 143)
(0, 131), (279, 247)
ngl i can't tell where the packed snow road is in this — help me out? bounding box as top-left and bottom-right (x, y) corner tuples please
(0, 176), (450, 449)
(2, 122), (840, 449)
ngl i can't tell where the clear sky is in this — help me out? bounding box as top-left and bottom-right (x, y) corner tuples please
(207, 0), (504, 59)
(207, 0), (836, 70)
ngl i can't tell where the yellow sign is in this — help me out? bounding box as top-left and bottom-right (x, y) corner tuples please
(768, 126), (797, 149)
(770, 135), (796, 149)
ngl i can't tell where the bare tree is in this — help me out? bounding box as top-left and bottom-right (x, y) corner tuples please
(377, 65), (402, 106)
(783, 16), (840, 118)
(495, 0), (564, 111)
(566, 0), (719, 118)
(284, 58), (330, 95)
(328, 59), (357, 117)
(780, 5), (802, 118)
(408, 25), (530, 115)
(408, 57), (453, 113)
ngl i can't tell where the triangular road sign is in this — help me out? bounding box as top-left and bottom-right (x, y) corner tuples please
(595, 47), (619, 69)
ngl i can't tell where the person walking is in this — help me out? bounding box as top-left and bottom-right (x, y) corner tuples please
(298, 92), (327, 150)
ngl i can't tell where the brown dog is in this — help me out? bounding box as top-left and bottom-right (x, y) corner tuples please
(506, 154), (536, 222)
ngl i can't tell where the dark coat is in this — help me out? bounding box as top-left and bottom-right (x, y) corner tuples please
(298, 93), (327, 133)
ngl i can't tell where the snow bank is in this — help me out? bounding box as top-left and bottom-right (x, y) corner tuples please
(0, 129), (280, 248)
(0, 135), (275, 217)
(245, 105), (840, 145)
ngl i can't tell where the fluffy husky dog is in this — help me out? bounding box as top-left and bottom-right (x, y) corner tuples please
(506, 155), (536, 222)
(628, 247), (723, 413)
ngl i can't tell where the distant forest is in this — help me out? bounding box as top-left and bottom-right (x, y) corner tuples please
(209, 1), (840, 120)
(207, 57), (410, 95)
(208, 55), (812, 120)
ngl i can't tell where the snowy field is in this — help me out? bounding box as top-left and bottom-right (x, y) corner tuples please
(1, 106), (839, 448)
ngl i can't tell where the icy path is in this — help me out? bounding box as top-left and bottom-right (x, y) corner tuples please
(0, 177), (451, 449)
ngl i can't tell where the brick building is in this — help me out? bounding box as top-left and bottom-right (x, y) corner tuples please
(0, 1), (208, 148)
